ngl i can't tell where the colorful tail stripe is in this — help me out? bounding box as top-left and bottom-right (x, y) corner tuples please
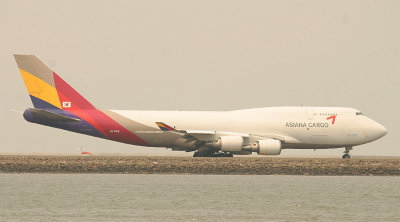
(16, 57), (62, 109)
(14, 54), (149, 146)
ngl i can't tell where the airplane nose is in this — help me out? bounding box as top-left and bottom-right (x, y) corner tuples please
(372, 122), (388, 139)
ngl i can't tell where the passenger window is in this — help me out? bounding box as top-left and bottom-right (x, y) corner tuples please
(356, 112), (363, 115)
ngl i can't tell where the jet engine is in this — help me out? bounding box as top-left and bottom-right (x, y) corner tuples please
(243, 139), (281, 155)
(206, 136), (244, 152)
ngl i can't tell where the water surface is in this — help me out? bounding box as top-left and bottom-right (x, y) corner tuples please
(0, 174), (399, 221)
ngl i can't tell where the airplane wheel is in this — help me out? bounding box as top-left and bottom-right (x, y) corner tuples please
(342, 154), (351, 159)
(193, 151), (214, 157)
(216, 153), (233, 157)
(211, 153), (223, 157)
(193, 152), (233, 157)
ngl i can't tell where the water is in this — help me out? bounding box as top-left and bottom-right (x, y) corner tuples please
(0, 174), (399, 222)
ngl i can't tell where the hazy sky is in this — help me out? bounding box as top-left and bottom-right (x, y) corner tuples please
(1, 0), (399, 156)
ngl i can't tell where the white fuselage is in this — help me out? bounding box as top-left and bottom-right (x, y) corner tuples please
(112, 106), (387, 150)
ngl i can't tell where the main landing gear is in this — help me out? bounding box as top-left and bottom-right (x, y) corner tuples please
(212, 152), (234, 157)
(342, 147), (352, 159)
(193, 151), (233, 157)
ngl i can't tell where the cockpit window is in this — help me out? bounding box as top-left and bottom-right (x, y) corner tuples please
(356, 112), (363, 115)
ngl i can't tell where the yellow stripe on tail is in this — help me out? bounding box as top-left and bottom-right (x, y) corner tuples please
(19, 68), (62, 109)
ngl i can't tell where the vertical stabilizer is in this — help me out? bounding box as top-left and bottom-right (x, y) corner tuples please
(14, 54), (95, 111)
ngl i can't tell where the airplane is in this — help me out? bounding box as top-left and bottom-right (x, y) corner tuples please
(14, 54), (387, 158)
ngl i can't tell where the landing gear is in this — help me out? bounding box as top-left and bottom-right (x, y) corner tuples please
(193, 152), (233, 157)
(342, 147), (352, 159)
(212, 152), (233, 157)
(342, 154), (351, 159)
(192, 152), (202, 157)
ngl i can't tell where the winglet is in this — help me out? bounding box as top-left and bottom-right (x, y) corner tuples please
(155, 122), (175, 131)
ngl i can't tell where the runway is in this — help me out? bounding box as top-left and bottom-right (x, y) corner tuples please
(1, 155), (399, 175)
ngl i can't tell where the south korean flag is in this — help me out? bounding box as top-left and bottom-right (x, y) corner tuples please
(62, 101), (71, 108)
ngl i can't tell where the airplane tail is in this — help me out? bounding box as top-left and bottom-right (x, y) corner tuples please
(14, 54), (149, 146)
(14, 54), (95, 111)
(14, 54), (104, 138)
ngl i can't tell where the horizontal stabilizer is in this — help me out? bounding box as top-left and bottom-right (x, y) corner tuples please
(24, 108), (81, 123)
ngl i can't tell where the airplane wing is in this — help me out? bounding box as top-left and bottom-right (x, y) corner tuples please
(156, 122), (249, 141)
(155, 122), (297, 154)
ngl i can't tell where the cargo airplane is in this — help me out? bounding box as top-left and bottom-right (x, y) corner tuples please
(14, 55), (387, 158)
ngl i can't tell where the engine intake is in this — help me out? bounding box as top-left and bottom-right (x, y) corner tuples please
(243, 139), (281, 155)
(207, 136), (244, 152)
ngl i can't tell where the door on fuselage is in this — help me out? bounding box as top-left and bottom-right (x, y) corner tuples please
(306, 108), (314, 120)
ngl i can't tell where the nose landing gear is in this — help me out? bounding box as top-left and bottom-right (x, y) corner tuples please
(342, 147), (352, 159)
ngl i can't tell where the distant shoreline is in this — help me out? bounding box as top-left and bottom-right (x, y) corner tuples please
(1, 155), (399, 175)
